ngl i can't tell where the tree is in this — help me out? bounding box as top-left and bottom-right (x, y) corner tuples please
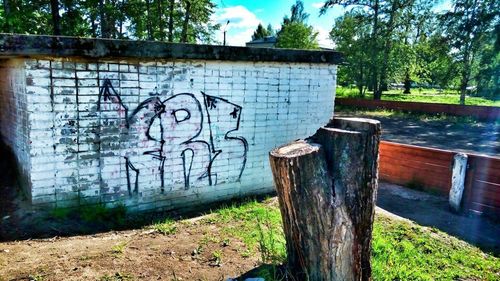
(323, 0), (437, 99)
(441, 0), (499, 104)
(283, 0), (309, 24)
(330, 11), (372, 95)
(50, 0), (61, 35)
(474, 24), (500, 99)
(266, 23), (275, 36)
(276, 0), (319, 49)
(251, 23), (270, 40)
(276, 22), (319, 49)
(0, 0), (220, 43)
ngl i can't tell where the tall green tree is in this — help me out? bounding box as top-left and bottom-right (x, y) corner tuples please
(252, 23), (271, 40)
(441, 0), (499, 104)
(322, 0), (455, 99)
(474, 24), (499, 99)
(276, 0), (319, 49)
(330, 11), (372, 95)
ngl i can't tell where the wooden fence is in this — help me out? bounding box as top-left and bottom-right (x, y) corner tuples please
(336, 98), (500, 120)
(379, 141), (500, 218)
(463, 154), (500, 218)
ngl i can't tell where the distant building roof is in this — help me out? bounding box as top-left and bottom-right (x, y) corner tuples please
(246, 36), (277, 47)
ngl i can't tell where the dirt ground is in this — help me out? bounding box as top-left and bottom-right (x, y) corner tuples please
(336, 108), (499, 157)
(0, 214), (260, 281)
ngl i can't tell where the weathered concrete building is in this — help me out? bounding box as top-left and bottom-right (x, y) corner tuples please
(0, 34), (341, 212)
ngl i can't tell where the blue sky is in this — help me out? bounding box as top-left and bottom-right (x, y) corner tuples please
(212, 0), (452, 47)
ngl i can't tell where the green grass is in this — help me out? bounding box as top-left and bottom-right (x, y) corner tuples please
(206, 198), (500, 281)
(207, 199), (287, 263)
(151, 218), (177, 235)
(336, 87), (500, 106)
(335, 105), (500, 127)
(111, 241), (128, 255)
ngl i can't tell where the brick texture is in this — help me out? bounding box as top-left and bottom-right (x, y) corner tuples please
(0, 58), (337, 211)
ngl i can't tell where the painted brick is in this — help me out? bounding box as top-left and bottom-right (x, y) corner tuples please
(0, 57), (337, 212)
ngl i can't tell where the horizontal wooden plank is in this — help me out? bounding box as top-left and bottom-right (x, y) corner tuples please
(468, 190), (500, 208)
(467, 202), (500, 218)
(380, 142), (455, 162)
(470, 172), (500, 185)
(380, 166), (450, 192)
(468, 181), (500, 201)
(379, 155), (451, 172)
(379, 160), (451, 180)
(379, 152), (452, 167)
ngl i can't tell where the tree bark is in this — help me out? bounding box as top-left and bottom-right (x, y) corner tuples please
(269, 117), (380, 281)
(157, 0), (164, 41)
(145, 0), (153, 40)
(3, 0), (12, 33)
(180, 0), (191, 43)
(168, 0), (174, 42)
(403, 70), (411, 94)
(99, 0), (109, 38)
(50, 0), (61, 35)
(370, 0), (380, 100)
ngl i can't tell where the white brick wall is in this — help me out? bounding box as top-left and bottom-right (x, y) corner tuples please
(0, 58), (337, 210)
(0, 59), (32, 199)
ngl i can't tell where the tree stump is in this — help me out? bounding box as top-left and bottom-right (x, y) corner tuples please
(269, 117), (380, 281)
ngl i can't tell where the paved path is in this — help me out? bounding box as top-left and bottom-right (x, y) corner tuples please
(377, 182), (500, 254)
(337, 110), (499, 157)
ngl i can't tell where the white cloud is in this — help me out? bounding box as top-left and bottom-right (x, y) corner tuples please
(315, 26), (334, 49)
(213, 5), (262, 46)
(312, 2), (324, 9)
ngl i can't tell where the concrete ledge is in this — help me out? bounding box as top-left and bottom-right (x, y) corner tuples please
(0, 34), (342, 64)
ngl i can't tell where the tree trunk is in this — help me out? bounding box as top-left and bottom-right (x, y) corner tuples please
(50, 0), (61, 35)
(358, 57), (364, 97)
(168, 0), (174, 42)
(403, 70), (411, 94)
(118, 0), (124, 38)
(269, 117), (380, 281)
(3, 0), (12, 33)
(376, 0), (399, 100)
(99, 0), (109, 38)
(370, 0), (380, 100)
(180, 0), (191, 43)
(459, 48), (472, 105)
(145, 0), (153, 40)
(157, 0), (164, 41)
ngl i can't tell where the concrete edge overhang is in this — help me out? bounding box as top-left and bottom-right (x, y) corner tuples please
(0, 34), (343, 64)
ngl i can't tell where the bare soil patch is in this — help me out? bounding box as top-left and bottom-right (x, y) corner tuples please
(0, 215), (259, 281)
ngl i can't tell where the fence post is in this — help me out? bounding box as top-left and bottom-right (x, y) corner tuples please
(449, 153), (468, 212)
(269, 117), (380, 281)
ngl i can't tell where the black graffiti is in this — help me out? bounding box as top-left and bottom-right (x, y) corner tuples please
(124, 157), (139, 196)
(97, 79), (130, 128)
(202, 93), (248, 185)
(97, 79), (247, 195)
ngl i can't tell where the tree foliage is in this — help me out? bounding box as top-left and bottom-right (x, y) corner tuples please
(0, 0), (220, 44)
(324, 0), (499, 101)
(440, 0), (499, 104)
(252, 23), (271, 41)
(276, 0), (319, 49)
